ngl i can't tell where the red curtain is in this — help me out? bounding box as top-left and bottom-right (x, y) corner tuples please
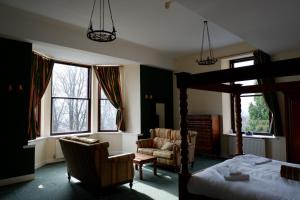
(94, 66), (125, 131)
(28, 52), (54, 140)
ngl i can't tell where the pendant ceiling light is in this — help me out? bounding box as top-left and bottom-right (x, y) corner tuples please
(196, 21), (217, 65)
(87, 0), (116, 42)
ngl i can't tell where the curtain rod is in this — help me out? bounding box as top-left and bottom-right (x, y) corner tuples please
(33, 50), (123, 67)
(33, 50), (52, 60)
(94, 65), (122, 67)
(218, 50), (254, 60)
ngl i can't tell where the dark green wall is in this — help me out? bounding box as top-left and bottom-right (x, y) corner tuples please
(140, 65), (173, 138)
(1, 37), (35, 179)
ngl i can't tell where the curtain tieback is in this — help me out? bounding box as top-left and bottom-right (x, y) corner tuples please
(117, 107), (124, 111)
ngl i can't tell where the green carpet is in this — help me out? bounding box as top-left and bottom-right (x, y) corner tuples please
(0, 155), (224, 200)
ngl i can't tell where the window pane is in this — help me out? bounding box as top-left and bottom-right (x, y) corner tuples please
(240, 95), (270, 133)
(52, 99), (89, 134)
(235, 79), (257, 86)
(52, 63), (88, 98)
(234, 60), (254, 68)
(100, 89), (107, 99)
(100, 100), (117, 130)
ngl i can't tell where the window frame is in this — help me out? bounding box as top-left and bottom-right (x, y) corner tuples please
(98, 85), (118, 132)
(50, 61), (91, 135)
(230, 57), (272, 135)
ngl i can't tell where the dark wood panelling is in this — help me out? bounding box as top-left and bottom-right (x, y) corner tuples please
(0, 37), (35, 179)
(286, 92), (300, 164)
(140, 65), (173, 138)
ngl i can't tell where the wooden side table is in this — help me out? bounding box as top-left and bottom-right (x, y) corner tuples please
(133, 153), (157, 180)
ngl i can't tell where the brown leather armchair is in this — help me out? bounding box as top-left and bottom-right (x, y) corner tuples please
(59, 137), (135, 189)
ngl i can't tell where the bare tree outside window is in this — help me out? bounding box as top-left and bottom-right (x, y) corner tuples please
(51, 63), (90, 134)
(99, 87), (117, 131)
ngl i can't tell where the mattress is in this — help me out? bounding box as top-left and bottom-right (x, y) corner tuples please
(188, 154), (300, 200)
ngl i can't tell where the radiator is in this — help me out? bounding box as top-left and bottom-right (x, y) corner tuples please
(55, 139), (64, 159)
(228, 136), (266, 157)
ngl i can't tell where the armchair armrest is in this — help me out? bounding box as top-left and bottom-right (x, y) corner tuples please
(136, 138), (153, 148)
(108, 153), (135, 161)
(173, 142), (193, 152)
(173, 142), (195, 163)
(108, 153), (135, 185)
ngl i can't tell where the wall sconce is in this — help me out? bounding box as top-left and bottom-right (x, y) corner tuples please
(145, 94), (154, 100)
(8, 85), (13, 92)
(18, 84), (23, 91)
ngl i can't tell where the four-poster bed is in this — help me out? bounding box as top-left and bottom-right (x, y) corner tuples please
(176, 57), (300, 200)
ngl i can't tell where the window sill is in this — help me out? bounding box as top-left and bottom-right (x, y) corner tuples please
(223, 133), (276, 139)
(49, 132), (92, 138)
(29, 133), (93, 144)
(95, 131), (142, 136)
(95, 131), (121, 134)
(28, 136), (48, 145)
(29, 132), (142, 144)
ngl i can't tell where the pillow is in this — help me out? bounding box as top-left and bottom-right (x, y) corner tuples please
(76, 137), (99, 144)
(64, 136), (99, 144)
(280, 165), (300, 181)
(64, 136), (79, 141)
(161, 141), (174, 151)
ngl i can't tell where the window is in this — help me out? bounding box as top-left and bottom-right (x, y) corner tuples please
(230, 57), (271, 135)
(51, 62), (90, 135)
(98, 86), (117, 131)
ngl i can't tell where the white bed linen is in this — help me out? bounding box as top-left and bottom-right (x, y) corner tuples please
(188, 154), (300, 200)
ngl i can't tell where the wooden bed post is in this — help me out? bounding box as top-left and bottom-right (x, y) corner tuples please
(175, 73), (191, 200)
(179, 86), (190, 200)
(234, 89), (243, 155)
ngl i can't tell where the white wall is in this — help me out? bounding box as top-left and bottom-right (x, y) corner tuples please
(122, 133), (139, 154)
(123, 65), (141, 133)
(92, 132), (138, 155)
(91, 133), (122, 155)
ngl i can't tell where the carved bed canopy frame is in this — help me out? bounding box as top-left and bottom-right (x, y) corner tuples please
(176, 57), (300, 200)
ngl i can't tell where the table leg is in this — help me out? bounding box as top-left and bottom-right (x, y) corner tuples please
(139, 163), (143, 180)
(135, 163), (138, 171)
(153, 160), (157, 175)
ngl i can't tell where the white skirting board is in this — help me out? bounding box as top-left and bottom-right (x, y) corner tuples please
(0, 174), (34, 187)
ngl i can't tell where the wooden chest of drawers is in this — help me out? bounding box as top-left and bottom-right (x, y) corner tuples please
(187, 115), (221, 155)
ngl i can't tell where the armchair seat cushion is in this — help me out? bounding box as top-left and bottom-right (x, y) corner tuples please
(137, 148), (156, 156)
(153, 150), (173, 159)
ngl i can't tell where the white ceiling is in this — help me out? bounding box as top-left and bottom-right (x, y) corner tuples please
(176, 0), (300, 54)
(0, 0), (299, 57)
(0, 0), (242, 55)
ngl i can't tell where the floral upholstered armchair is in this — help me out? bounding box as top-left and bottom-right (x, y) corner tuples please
(136, 128), (197, 170)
